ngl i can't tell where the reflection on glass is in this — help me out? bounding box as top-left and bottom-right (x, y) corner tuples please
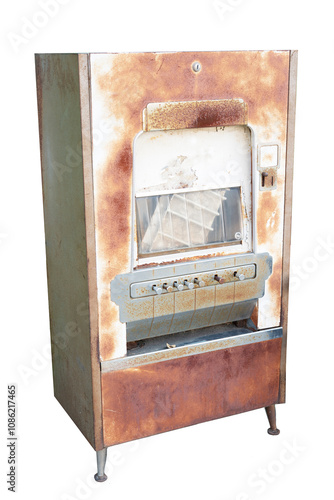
(136, 187), (242, 256)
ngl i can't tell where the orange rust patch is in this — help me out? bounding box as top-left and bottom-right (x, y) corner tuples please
(133, 250), (240, 270)
(257, 191), (281, 245)
(145, 100), (248, 131)
(97, 143), (132, 263)
(99, 295), (120, 360)
(267, 259), (282, 319)
(258, 167), (278, 190)
(94, 51), (289, 137)
(234, 278), (264, 303)
(250, 304), (259, 327)
(101, 339), (282, 446)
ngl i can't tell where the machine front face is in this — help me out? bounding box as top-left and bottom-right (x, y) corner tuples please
(87, 51), (293, 447)
(89, 52), (290, 360)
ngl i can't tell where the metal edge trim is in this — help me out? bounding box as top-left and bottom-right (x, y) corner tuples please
(78, 53), (104, 450)
(278, 50), (298, 404)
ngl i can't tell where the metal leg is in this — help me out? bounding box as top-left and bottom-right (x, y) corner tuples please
(94, 448), (108, 482)
(265, 405), (280, 436)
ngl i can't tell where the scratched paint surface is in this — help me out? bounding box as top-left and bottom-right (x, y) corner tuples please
(89, 51), (290, 361)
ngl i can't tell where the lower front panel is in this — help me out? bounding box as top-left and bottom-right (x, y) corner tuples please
(101, 337), (282, 447)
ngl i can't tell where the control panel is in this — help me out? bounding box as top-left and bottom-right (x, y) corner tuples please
(130, 264), (256, 298)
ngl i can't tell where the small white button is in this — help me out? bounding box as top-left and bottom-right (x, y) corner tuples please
(173, 281), (184, 291)
(234, 271), (245, 281)
(163, 283), (174, 293)
(183, 280), (194, 290)
(194, 278), (205, 287)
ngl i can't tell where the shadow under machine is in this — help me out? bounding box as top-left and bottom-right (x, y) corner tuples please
(35, 50), (297, 481)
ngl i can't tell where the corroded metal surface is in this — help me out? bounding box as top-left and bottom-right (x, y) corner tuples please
(89, 51), (290, 360)
(36, 54), (100, 449)
(102, 327), (283, 372)
(110, 253), (272, 341)
(110, 253), (271, 322)
(101, 338), (282, 446)
(144, 99), (248, 131)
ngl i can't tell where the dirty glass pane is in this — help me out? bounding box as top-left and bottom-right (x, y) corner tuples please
(136, 187), (243, 256)
(222, 188), (243, 242)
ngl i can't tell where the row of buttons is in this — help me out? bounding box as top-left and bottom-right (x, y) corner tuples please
(130, 264), (255, 298)
(152, 271), (245, 295)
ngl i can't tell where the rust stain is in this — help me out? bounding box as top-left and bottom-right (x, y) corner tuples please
(267, 259), (282, 318)
(97, 142), (134, 359)
(257, 190), (281, 245)
(262, 153), (276, 165)
(90, 51), (290, 360)
(134, 250), (242, 270)
(259, 167), (278, 189)
(97, 143), (132, 269)
(124, 296), (153, 322)
(234, 279), (263, 303)
(99, 290), (126, 360)
(256, 173), (285, 325)
(146, 100), (247, 131)
(101, 338), (282, 446)
(250, 304), (259, 326)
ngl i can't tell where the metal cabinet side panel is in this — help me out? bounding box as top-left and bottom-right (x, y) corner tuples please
(35, 53), (100, 449)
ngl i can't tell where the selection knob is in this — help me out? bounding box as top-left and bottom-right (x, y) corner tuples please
(234, 271), (245, 281)
(183, 279), (194, 290)
(163, 283), (174, 293)
(173, 281), (184, 291)
(214, 274), (225, 284)
(194, 278), (205, 287)
(152, 284), (163, 295)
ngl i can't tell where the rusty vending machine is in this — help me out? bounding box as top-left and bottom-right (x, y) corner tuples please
(35, 50), (297, 481)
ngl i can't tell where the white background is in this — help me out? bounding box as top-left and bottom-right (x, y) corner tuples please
(1, 1), (333, 499)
